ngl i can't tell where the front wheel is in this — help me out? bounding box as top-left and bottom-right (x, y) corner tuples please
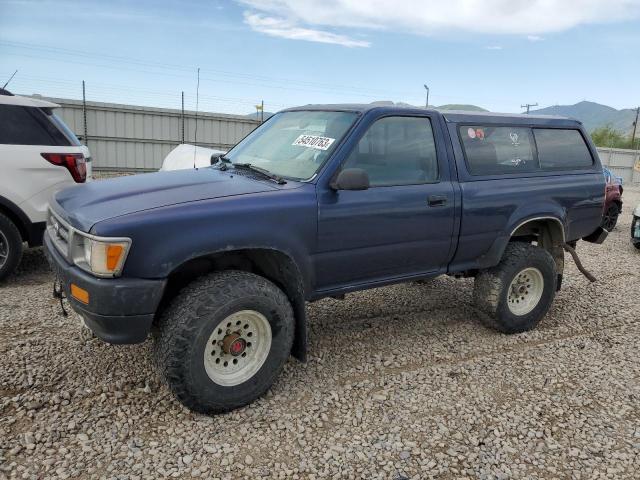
(154, 270), (295, 414)
(473, 242), (557, 334)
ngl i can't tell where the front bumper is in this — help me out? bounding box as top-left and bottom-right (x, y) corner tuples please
(44, 232), (166, 344)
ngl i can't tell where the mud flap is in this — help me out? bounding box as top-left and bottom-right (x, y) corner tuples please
(563, 244), (596, 282)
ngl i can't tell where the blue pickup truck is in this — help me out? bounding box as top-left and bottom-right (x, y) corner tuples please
(45, 105), (607, 413)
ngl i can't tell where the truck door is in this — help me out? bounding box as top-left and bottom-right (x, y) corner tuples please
(315, 114), (456, 290)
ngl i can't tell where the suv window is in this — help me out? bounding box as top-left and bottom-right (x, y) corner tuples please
(0, 105), (72, 146)
(460, 126), (537, 175)
(533, 128), (593, 169)
(343, 116), (438, 186)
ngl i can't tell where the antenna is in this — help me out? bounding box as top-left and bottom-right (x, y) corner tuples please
(193, 67), (200, 169)
(2, 70), (18, 90)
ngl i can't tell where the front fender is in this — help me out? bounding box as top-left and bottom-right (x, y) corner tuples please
(91, 189), (318, 293)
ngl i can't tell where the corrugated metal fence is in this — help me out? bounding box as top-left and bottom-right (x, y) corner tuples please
(596, 147), (640, 184)
(33, 96), (640, 182)
(39, 96), (260, 171)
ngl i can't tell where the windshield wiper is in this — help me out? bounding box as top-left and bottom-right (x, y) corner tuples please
(233, 163), (287, 185)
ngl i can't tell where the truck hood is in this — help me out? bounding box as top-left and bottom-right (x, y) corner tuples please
(53, 167), (279, 232)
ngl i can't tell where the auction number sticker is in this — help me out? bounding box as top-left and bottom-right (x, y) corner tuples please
(292, 134), (335, 151)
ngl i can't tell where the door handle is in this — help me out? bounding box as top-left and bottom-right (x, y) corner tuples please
(428, 195), (447, 207)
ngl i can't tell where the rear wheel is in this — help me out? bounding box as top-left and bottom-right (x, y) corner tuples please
(601, 204), (619, 231)
(154, 270), (295, 414)
(473, 242), (557, 334)
(0, 213), (23, 281)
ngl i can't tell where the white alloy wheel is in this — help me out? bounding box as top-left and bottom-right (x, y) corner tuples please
(203, 310), (272, 386)
(507, 267), (544, 316)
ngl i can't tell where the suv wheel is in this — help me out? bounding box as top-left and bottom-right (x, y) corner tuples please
(473, 242), (557, 334)
(154, 270), (294, 414)
(601, 204), (619, 231)
(0, 213), (23, 281)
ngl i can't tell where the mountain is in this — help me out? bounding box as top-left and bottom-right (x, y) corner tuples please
(530, 101), (637, 134)
(435, 104), (488, 112)
(246, 102), (489, 116)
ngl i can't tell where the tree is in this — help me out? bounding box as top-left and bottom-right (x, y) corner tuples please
(590, 126), (635, 149)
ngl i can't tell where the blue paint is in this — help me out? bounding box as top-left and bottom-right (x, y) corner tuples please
(52, 105), (606, 302)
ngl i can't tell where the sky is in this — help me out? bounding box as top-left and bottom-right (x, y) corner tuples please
(1, 0), (639, 115)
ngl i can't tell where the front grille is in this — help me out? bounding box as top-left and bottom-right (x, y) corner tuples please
(47, 209), (72, 259)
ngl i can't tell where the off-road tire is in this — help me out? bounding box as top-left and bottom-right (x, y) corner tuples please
(0, 213), (23, 282)
(473, 242), (557, 334)
(153, 270), (294, 414)
(601, 204), (619, 231)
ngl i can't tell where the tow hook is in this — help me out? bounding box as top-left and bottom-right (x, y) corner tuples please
(563, 243), (596, 282)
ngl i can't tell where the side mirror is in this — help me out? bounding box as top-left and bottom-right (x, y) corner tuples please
(331, 168), (370, 191)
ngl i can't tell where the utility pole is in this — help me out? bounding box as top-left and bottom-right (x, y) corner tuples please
(181, 91), (185, 144)
(82, 80), (88, 146)
(424, 84), (429, 108)
(521, 102), (538, 114)
(261, 100), (264, 123)
(631, 106), (639, 150)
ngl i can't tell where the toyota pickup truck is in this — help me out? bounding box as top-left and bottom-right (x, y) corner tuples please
(44, 105), (607, 414)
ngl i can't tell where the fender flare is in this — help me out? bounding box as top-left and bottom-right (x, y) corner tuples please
(478, 214), (567, 270)
(509, 216), (566, 244)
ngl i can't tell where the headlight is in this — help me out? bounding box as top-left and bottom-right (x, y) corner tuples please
(71, 234), (131, 277)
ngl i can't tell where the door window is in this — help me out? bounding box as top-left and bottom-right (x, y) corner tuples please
(342, 116), (438, 186)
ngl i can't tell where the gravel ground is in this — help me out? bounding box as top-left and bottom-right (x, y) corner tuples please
(1, 188), (639, 480)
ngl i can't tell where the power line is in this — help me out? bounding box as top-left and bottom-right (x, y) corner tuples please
(0, 40), (424, 100)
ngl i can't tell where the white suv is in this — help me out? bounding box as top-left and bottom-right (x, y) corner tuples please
(0, 89), (92, 280)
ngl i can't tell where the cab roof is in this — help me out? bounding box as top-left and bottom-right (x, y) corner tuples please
(284, 104), (582, 128)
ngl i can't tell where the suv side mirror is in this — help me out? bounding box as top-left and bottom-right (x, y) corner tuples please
(331, 168), (370, 191)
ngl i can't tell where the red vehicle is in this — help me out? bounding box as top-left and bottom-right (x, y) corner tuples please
(601, 167), (623, 231)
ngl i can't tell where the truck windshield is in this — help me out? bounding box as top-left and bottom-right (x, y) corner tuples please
(224, 110), (358, 180)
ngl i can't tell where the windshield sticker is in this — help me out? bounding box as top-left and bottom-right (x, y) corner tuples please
(292, 134), (336, 151)
(509, 132), (520, 146)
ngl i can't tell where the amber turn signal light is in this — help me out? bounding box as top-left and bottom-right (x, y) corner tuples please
(70, 284), (89, 304)
(106, 244), (124, 271)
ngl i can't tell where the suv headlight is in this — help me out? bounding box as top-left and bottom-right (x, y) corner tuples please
(71, 234), (131, 277)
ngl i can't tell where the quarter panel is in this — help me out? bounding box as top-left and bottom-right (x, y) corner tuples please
(450, 173), (605, 271)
